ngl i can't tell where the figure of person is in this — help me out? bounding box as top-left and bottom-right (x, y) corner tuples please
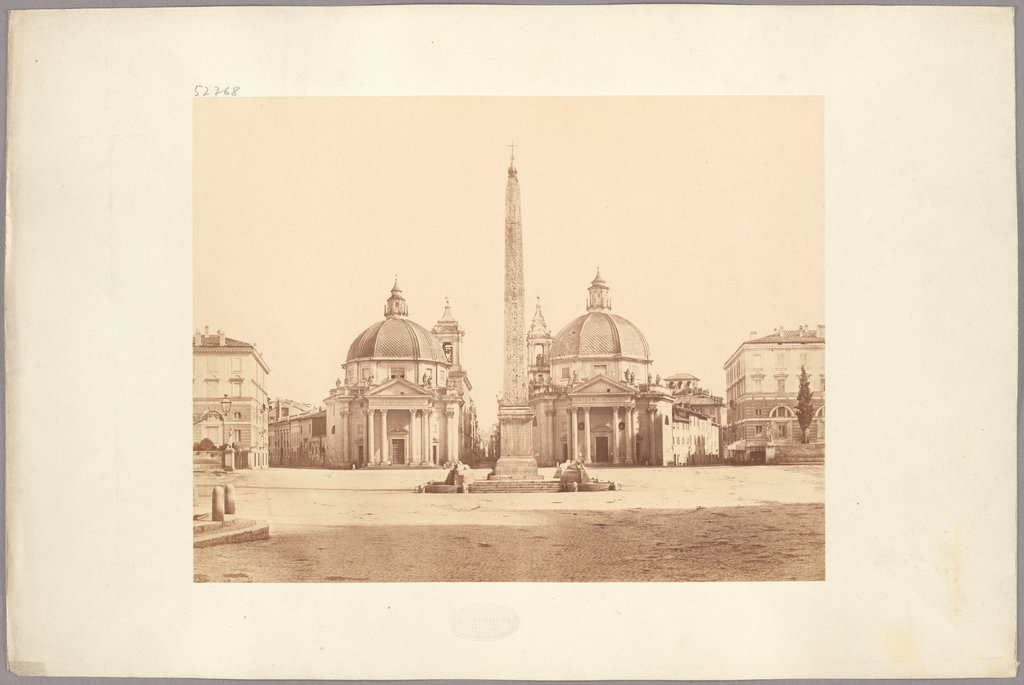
(647, 373), (653, 385)
(655, 374), (661, 385)
(572, 370), (579, 383)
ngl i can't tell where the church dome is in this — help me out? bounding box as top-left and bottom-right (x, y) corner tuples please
(346, 318), (445, 362)
(345, 279), (447, 363)
(550, 270), (651, 361)
(551, 311), (651, 361)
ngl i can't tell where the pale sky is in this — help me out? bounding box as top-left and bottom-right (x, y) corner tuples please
(194, 97), (824, 429)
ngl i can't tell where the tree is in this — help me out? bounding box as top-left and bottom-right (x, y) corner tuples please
(795, 365), (815, 443)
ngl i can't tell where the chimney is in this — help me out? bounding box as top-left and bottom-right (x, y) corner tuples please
(749, 330), (757, 339)
(216, 328), (225, 346)
(817, 324), (825, 339)
(204, 325), (209, 335)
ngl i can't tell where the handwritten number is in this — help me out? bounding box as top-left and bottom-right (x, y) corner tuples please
(194, 85), (241, 97)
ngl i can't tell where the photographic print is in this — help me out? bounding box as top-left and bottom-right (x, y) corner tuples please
(7, 5), (1016, 678)
(192, 97), (826, 582)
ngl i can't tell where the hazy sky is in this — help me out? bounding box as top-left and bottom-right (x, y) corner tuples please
(194, 97), (824, 429)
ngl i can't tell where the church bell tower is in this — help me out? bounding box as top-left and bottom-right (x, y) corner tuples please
(527, 297), (553, 387)
(432, 298), (470, 393)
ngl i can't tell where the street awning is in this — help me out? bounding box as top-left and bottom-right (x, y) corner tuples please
(726, 439), (746, 451)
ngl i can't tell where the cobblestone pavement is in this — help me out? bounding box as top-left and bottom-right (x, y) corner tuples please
(194, 465), (824, 582)
(195, 503), (823, 582)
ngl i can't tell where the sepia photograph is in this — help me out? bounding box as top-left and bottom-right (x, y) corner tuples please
(7, 4), (1016, 678)
(192, 97), (826, 582)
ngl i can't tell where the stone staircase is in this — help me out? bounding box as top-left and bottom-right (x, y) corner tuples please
(468, 480), (563, 494)
(773, 444), (825, 464)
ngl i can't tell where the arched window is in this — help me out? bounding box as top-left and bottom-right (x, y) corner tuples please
(769, 406), (796, 418)
(665, 415), (670, 426)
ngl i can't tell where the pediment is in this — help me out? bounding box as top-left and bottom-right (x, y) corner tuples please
(568, 374), (636, 396)
(366, 377), (433, 397)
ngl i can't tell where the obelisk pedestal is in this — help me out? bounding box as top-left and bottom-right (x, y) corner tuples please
(493, 406), (538, 480)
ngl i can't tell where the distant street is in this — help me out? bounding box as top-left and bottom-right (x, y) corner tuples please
(194, 465), (824, 582)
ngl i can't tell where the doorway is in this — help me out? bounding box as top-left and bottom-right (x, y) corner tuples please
(594, 436), (610, 463)
(391, 438), (405, 465)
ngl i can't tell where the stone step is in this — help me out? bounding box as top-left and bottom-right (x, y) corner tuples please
(776, 456), (825, 464)
(468, 481), (563, 494)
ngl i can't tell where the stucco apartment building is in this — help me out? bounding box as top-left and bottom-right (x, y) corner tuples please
(192, 327), (271, 468)
(723, 325), (825, 463)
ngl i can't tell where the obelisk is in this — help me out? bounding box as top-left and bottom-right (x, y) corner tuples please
(493, 147), (538, 479)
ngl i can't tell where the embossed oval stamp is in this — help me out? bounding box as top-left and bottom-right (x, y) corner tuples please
(449, 603), (520, 641)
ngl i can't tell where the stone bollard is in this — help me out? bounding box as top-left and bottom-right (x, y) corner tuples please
(211, 486), (226, 522)
(224, 484), (236, 515)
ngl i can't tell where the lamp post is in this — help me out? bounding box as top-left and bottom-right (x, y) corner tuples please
(217, 393), (232, 444)
(219, 394), (234, 470)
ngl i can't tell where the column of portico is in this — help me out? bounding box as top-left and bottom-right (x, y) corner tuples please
(410, 408), (419, 464)
(570, 407), (579, 459)
(426, 409), (435, 463)
(583, 407), (592, 464)
(420, 410), (428, 464)
(613, 407), (621, 464)
(547, 409), (555, 465)
(626, 407), (635, 464)
(367, 408), (375, 465)
(380, 408), (389, 464)
(564, 409), (571, 461)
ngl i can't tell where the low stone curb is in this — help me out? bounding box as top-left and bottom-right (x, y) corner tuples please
(193, 518), (270, 548)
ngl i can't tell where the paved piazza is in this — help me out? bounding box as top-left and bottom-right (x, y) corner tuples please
(194, 465), (824, 582)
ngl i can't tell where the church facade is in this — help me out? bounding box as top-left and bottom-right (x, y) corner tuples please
(321, 281), (471, 467)
(526, 271), (678, 467)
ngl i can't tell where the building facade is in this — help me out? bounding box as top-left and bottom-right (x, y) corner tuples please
(320, 282), (471, 468)
(192, 327), (270, 468)
(665, 373), (725, 465)
(670, 406), (721, 466)
(526, 271), (677, 467)
(722, 325), (826, 463)
(269, 408), (328, 468)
